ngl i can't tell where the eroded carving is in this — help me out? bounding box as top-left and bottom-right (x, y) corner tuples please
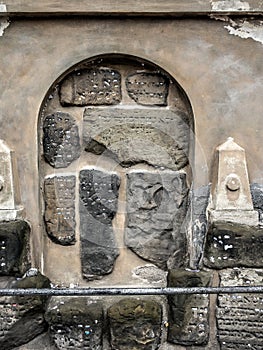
(44, 176), (76, 245)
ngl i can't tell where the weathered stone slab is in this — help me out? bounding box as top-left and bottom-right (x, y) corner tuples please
(125, 171), (189, 269)
(217, 269), (263, 350)
(60, 68), (121, 106)
(107, 298), (162, 350)
(79, 169), (120, 280)
(83, 108), (190, 170)
(43, 112), (81, 168)
(45, 298), (103, 350)
(126, 72), (169, 106)
(167, 269), (212, 345)
(0, 220), (30, 276)
(204, 221), (263, 269)
(44, 175), (76, 245)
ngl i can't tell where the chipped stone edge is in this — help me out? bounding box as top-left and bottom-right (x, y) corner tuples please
(0, 17), (10, 36)
(210, 0), (251, 11)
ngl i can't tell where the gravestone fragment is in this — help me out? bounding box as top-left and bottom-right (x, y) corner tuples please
(60, 68), (121, 106)
(126, 72), (169, 106)
(83, 108), (190, 170)
(167, 269), (212, 346)
(125, 171), (189, 269)
(217, 269), (263, 349)
(108, 298), (162, 350)
(45, 298), (103, 350)
(43, 112), (81, 168)
(79, 169), (120, 280)
(44, 175), (76, 245)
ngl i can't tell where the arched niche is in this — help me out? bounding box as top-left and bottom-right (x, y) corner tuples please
(38, 54), (195, 285)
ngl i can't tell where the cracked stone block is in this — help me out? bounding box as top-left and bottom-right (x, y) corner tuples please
(59, 68), (121, 106)
(0, 270), (50, 350)
(44, 176), (76, 245)
(126, 72), (169, 106)
(108, 298), (162, 350)
(125, 171), (189, 270)
(167, 269), (212, 346)
(217, 269), (263, 350)
(45, 298), (103, 350)
(204, 221), (263, 269)
(43, 112), (81, 168)
(83, 108), (190, 171)
(0, 220), (30, 276)
(79, 169), (120, 280)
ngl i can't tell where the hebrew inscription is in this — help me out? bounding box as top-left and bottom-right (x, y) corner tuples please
(43, 112), (81, 168)
(44, 176), (76, 245)
(60, 68), (121, 106)
(83, 108), (190, 170)
(125, 171), (189, 269)
(79, 169), (120, 280)
(126, 72), (169, 106)
(217, 269), (263, 350)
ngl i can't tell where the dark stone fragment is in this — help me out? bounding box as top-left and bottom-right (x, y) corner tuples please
(44, 175), (76, 245)
(126, 72), (169, 106)
(204, 221), (263, 269)
(0, 220), (30, 276)
(14, 333), (57, 350)
(108, 298), (162, 350)
(251, 183), (263, 223)
(60, 68), (121, 106)
(45, 298), (103, 350)
(43, 112), (81, 168)
(167, 269), (212, 345)
(79, 169), (120, 280)
(83, 108), (190, 171)
(125, 171), (189, 269)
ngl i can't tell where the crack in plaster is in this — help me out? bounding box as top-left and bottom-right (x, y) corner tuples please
(211, 0), (250, 11)
(0, 17), (10, 36)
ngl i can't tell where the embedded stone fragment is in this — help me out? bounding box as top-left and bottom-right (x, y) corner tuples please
(167, 269), (212, 345)
(108, 298), (162, 350)
(43, 112), (81, 168)
(83, 108), (190, 170)
(45, 298), (103, 350)
(204, 221), (263, 269)
(79, 169), (120, 280)
(125, 171), (189, 269)
(44, 176), (76, 245)
(60, 68), (121, 106)
(126, 72), (169, 106)
(0, 220), (30, 276)
(217, 269), (263, 349)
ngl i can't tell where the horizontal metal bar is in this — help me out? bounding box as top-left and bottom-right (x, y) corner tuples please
(1, 286), (263, 296)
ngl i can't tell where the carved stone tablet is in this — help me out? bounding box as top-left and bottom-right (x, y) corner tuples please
(79, 169), (120, 280)
(83, 108), (190, 170)
(167, 269), (212, 345)
(45, 298), (103, 350)
(126, 72), (169, 106)
(44, 176), (76, 245)
(60, 68), (121, 106)
(43, 112), (81, 168)
(204, 221), (263, 269)
(125, 171), (189, 269)
(217, 269), (263, 349)
(108, 298), (162, 350)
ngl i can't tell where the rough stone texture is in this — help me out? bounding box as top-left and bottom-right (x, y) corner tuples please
(167, 269), (212, 346)
(125, 171), (189, 270)
(60, 68), (121, 106)
(126, 72), (169, 106)
(44, 175), (76, 245)
(0, 270), (50, 350)
(0, 220), (30, 276)
(83, 108), (190, 170)
(45, 298), (103, 350)
(217, 269), (263, 350)
(79, 169), (120, 280)
(108, 298), (162, 350)
(204, 221), (263, 269)
(14, 333), (56, 350)
(251, 183), (263, 223)
(43, 112), (81, 168)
